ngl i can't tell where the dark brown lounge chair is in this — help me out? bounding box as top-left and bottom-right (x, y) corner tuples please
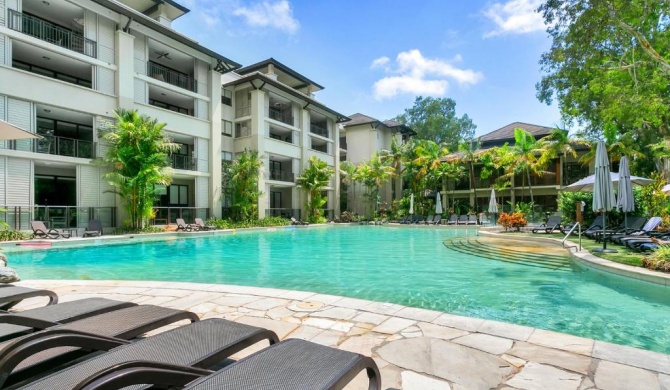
(194, 218), (215, 231)
(12, 319), (279, 390)
(30, 221), (70, 239)
(0, 285), (58, 311)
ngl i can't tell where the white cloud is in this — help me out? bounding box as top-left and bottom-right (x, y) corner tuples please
(370, 56), (390, 70)
(482, 0), (545, 38)
(371, 49), (483, 100)
(233, 0), (299, 34)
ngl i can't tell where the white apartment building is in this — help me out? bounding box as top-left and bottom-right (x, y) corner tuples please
(0, 0), (348, 230)
(341, 113), (414, 215)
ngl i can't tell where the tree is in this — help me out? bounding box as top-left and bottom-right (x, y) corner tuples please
(353, 152), (396, 218)
(224, 149), (263, 221)
(542, 127), (590, 186)
(102, 109), (179, 230)
(394, 96), (476, 150)
(339, 161), (357, 212)
(537, 1), (670, 156)
(297, 156), (334, 223)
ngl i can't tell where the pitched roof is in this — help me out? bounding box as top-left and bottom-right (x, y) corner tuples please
(479, 122), (554, 143)
(236, 58), (324, 91)
(343, 113), (379, 127)
(343, 114), (416, 135)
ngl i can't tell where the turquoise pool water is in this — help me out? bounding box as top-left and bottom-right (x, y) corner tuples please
(9, 225), (670, 353)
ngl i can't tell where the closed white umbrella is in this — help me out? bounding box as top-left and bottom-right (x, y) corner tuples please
(488, 188), (498, 213)
(435, 192), (443, 215)
(409, 193), (414, 215)
(0, 120), (39, 140)
(616, 156), (634, 230)
(592, 141), (617, 253)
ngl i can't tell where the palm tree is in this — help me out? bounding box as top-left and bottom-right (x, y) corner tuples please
(102, 109), (179, 230)
(339, 161), (357, 212)
(431, 161), (465, 212)
(541, 127), (589, 186)
(353, 152), (396, 218)
(225, 149), (264, 221)
(442, 139), (482, 212)
(297, 156), (335, 222)
(380, 136), (407, 202)
(579, 124), (643, 167)
(497, 128), (553, 206)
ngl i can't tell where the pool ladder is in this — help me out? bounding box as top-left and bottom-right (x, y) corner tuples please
(561, 222), (582, 252)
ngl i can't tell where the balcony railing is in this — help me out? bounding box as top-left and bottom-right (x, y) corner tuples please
(34, 133), (95, 158)
(265, 208), (300, 219)
(171, 154), (198, 171)
(269, 109), (294, 126)
(152, 207), (209, 225)
(147, 62), (196, 92)
(8, 10), (97, 58)
(269, 170), (294, 182)
(310, 124), (329, 138)
(0, 205), (116, 230)
(235, 106), (251, 118)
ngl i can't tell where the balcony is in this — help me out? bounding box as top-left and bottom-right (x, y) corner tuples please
(269, 170), (295, 182)
(269, 109), (294, 126)
(8, 10), (97, 58)
(235, 106), (251, 118)
(310, 124), (329, 138)
(171, 154), (198, 171)
(147, 62), (196, 92)
(4, 134), (94, 158)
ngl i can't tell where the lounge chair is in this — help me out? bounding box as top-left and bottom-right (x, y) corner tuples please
(0, 304), (203, 387)
(194, 218), (215, 231)
(457, 215), (468, 225)
(423, 215), (434, 225)
(291, 217), (308, 225)
(0, 285), (58, 311)
(467, 215), (478, 225)
(397, 215), (410, 224)
(561, 215), (604, 235)
(30, 221), (70, 239)
(413, 215), (425, 224)
(0, 297), (135, 342)
(446, 214), (458, 225)
(431, 215), (442, 225)
(532, 216), (563, 234)
(9, 319), (280, 390)
(593, 217), (646, 241)
(479, 213), (491, 225)
(75, 338), (381, 390)
(626, 232), (670, 251)
(611, 217), (662, 245)
(176, 218), (195, 231)
(83, 220), (103, 238)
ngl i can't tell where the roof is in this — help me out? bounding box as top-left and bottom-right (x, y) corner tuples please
(344, 113), (378, 127)
(224, 72), (350, 123)
(93, 0), (241, 72)
(479, 122), (555, 143)
(343, 114), (416, 135)
(236, 58), (324, 92)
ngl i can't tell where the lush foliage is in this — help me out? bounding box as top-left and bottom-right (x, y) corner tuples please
(394, 96), (476, 150)
(639, 172), (668, 222)
(642, 244), (670, 272)
(497, 212), (528, 231)
(353, 152), (395, 218)
(115, 226), (165, 235)
(297, 156), (335, 223)
(223, 149), (264, 222)
(0, 228), (28, 241)
(205, 216), (291, 229)
(102, 109), (178, 230)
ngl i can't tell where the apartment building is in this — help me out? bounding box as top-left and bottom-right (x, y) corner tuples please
(341, 113), (414, 215)
(0, 0), (351, 229)
(221, 59), (349, 220)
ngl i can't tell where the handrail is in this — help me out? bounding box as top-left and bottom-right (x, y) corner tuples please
(562, 222), (582, 252)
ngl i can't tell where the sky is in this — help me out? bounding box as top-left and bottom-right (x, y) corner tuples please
(173, 0), (561, 137)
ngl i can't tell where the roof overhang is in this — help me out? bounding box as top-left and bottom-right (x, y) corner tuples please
(236, 58), (324, 92)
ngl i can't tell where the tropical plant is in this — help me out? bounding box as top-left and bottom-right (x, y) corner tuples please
(542, 127), (590, 184)
(497, 212), (527, 232)
(643, 244), (670, 272)
(297, 156), (334, 223)
(353, 152), (395, 217)
(223, 149), (264, 222)
(0, 228), (28, 241)
(339, 161), (357, 212)
(102, 109), (179, 230)
(639, 172), (667, 221)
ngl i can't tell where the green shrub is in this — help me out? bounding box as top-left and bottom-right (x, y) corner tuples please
(642, 244), (670, 272)
(205, 216), (290, 229)
(0, 229), (28, 241)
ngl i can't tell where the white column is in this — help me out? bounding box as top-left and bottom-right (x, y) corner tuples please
(115, 30), (134, 109)
(250, 89), (267, 218)
(209, 70), (223, 218)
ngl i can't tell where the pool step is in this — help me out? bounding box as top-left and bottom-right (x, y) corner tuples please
(443, 237), (573, 271)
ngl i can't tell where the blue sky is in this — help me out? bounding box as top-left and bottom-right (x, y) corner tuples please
(174, 0), (561, 137)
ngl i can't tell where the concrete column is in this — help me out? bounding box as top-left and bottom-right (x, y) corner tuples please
(115, 30), (134, 109)
(209, 70), (223, 218)
(334, 121), (340, 217)
(299, 109), (310, 218)
(250, 89), (267, 218)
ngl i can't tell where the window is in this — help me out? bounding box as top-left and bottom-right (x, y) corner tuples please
(221, 89), (232, 106)
(221, 151), (233, 161)
(222, 120), (232, 137)
(169, 185), (189, 206)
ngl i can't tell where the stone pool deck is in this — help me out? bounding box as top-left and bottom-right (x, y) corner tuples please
(12, 280), (670, 390)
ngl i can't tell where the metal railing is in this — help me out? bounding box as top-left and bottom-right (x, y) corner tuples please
(8, 10), (97, 58)
(310, 124), (329, 138)
(562, 222), (582, 252)
(269, 170), (295, 182)
(235, 106), (251, 118)
(152, 207), (210, 225)
(269, 110), (294, 126)
(0, 206), (116, 230)
(34, 134), (95, 158)
(147, 62), (196, 92)
(171, 154), (198, 171)
(265, 208), (300, 219)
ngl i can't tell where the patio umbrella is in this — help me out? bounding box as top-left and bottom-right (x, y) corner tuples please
(663, 184), (670, 194)
(0, 120), (39, 140)
(592, 141), (617, 253)
(409, 193), (414, 215)
(562, 172), (652, 192)
(616, 156), (634, 230)
(488, 188), (498, 225)
(435, 192), (443, 215)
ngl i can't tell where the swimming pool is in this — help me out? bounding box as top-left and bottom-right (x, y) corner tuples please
(9, 225), (670, 353)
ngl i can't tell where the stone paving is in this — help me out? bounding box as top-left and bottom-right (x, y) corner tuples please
(12, 279), (670, 390)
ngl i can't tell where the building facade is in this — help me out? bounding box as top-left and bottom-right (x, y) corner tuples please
(0, 0), (346, 230)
